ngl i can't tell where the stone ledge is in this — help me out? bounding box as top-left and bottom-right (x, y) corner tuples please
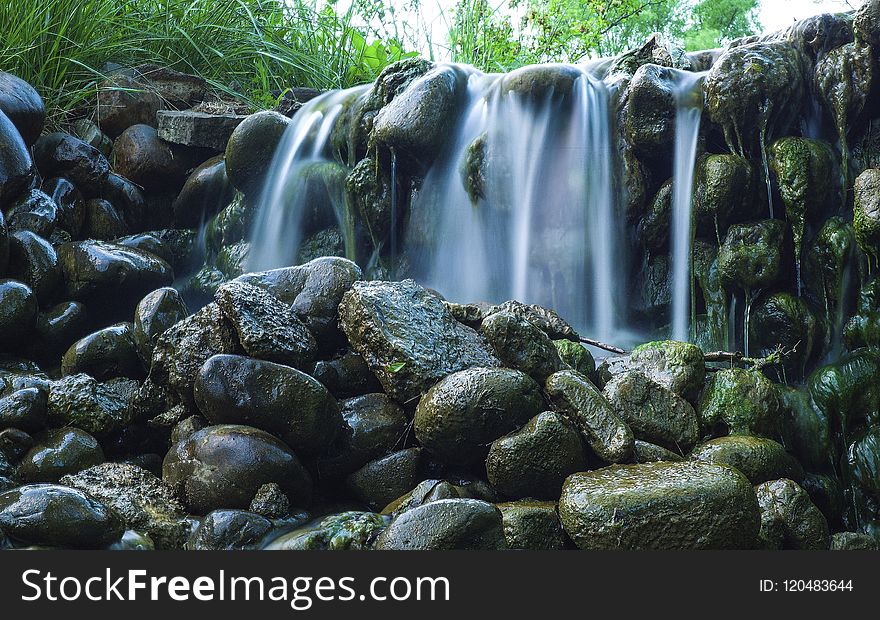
(157, 110), (247, 151)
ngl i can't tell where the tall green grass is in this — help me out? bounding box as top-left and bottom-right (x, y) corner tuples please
(0, 0), (415, 129)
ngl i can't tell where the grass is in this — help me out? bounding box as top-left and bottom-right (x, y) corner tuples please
(0, 0), (416, 129)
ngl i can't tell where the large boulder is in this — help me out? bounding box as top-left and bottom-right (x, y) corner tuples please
(339, 280), (500, 402)
(559, 461), (760, 549)
(111, 124), (199, 192)
(373, 498), (507, 550)
(95, 73), (162, 138)
(414, 367), (543, 465)
(717, 220), (786, 294)
(0, 72), (45, 146)
(61, 323), (141, 380)
(620, 64), (677, 160)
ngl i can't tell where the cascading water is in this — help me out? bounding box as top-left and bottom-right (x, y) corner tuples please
(669, 70), (707, 343)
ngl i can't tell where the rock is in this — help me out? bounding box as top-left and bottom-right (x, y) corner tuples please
(632, 440), (684, 463)
(0, 279), (38, 349)
(134, 64), (206, 108)
(847, 426), (880, 496)
(5, 189), (58, 238)
(347, 447), (424, 510)
(61, 322), (141, 380)
(117, 229), (197, 271)
(194, 354), (340, 458)
(718, 219), (787, 294)
(0, 427), (34, 462)
(638, 180), (671, 250)
(0, 209), (6, 275)
(96, 73), (162, 137)
(693, 153), (756, 236)
(497, 500), (570, 550)
(61, 462), (186, 549)
(69, 119), (112, 157)
(146, 302), (239, 407)
(83, 198), (128, 240)
(779, 387), (830, 472)
(204, 192), (252, 254)
(339, 279), (500, 402)
(162, 424), (312, 514)
(374, 498), (507, 550)
(132, 287), (189, 365)
(545, 370), (634, 463)
(57, 240), (173, 304)
(500, 64), (581, 99)
(803, 216), (856, 333)
(382, 478), (497, 516)
(317, 392), (407, 480)
(188, 509), (272, 550)
(552, 339), (595, 378)
(33, 132), (110, 197)
(844, 312), (880, 349)
(373, 66), (464, 168)
(691, 436), (803, 484)
(0, 108), (35, 203)
(749, 292), (817, 377)
(620, 64), (677, 159)
(0, 387), (47, 432)
(170, 415), (208, 444)
(480, 310), (564, 383)
(264, 512), (388, 550)
(415, 367), (543, 465)
(0, 483), (123, 548)
(215, 280), (317, 369)
(249, 482), (289, 519)
(606, 33), (687, 77)
(6, 231), (59, 305)
(628, 340), (705, 401)
(310, 351), (383, 398)
(698, 368), (782, 437)
(345, 156), (394, 247)
(111, 124), (200, 192)
(42, 177), (85, 236)
(603, 370), (699, 452)
(224, 110), (290, 196)
(559, 461), (760, 549)
(756, 478), (830, 550)
(158, 110), (247, 151)
(236, 256), (362, 343)
(0, 72), (44, 146)
(47, 374), (137, 436)
(486, 411), (586, 499)
(32, 301), (89, 362)
(171, 155), (235, 227)
(487, 299), (580, 340)
(830, 532), (879, 550)
(101, 173), (148, 231)
(854, 168), (880, 266)
(274, 87), (323, 117)
(16, 427), (104, 482)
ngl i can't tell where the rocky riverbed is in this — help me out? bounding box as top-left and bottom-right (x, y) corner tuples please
(3, 5), (880, 550)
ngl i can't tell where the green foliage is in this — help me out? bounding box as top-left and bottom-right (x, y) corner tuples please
(683, 0), (761, 51)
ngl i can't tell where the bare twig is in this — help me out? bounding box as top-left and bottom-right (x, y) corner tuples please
(578, 337), (627, 355)
(704, 341), (801, 370)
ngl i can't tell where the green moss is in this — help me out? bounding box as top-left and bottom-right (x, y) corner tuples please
(553, 339), (596, 379)
(698, 367), (782, 437)
(844, 313), (880, 349)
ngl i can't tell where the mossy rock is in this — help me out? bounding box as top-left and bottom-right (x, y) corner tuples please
(808, 347), (880, 429)
(629, 340), (706, 401)
(779, 387), (831, 472)
(373, 498), (507, 550)
(844, 312), (880, 349)
(693, 153), (756, 239)
(497, 500), (571, 550)
(690, 435), (803, 484)
(748, 292), (817, 378)
(480, 310), (564, 383)
(716, 219), (786, 293)
(552, 339), (595, 379)
(854, 168), (880, 268)
(264, 511), (388, 550)
(698, 368), (782, 437)
(755, 478), (830, 550)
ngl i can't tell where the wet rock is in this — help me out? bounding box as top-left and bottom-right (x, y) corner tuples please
(83, 198), (128, 240)
(339, 279), (500, 402)
(311, 351), (383, 398)
(628, 340), (705, 401)
(847, 426), (880, 496)
(158, 111), (246, 151)
(500, 64), (582, 99)
(170, 415), (208, 445)
(345, 155), (393, 245)
(620, 64), (677, 160)
(803, 216), (855, 335)
(61, 462), (186, 549)
(318, 393), (407, 480)
(47, 374), (137, 436)
(698, 368), (782, 437)
(691, 435), (803, 484)
(32, 301), (89, 362)
(215, 280), (316, 368)
(844, 312), (880, 349)
(5, 189), (57, 238)
(0, 279), (38, 349)
(297, 227), (345, 263)
(43, 177), (85, 237)
(264, 512), (388, 550)
(480, 310), (564, 383)
(374, 498), (507, 550)
(717, 220), (786, 294)
(33, 132), (110, 197)
(638, 180), (671, 250)
(854, 168), (880, 267)
(16, 427), (104, 482)
(381, 478), (497, 516)
(111, 124), (200, 192)
(0, 72), (45, 146)
(634, 253), (672, 321)
(204, 193), (252, 254)
(215, 240), (249, 279)
(249, 482), (289, 519)
(0, 108), (35, 203)
(194, 354), (340, 458)
(415, 367), (543, 465)
(117, 229), (197, 272)
(347, 447), (424, 510)
(224, 111), (290, 196)
(632, 439), (684, 463)
(497, 500), (570, 550)
(171, 155), (235, 227)
(61, 322), (141, 380)
(830, 531), (879, 550)
(163, 424), (312, 514)
(559, 461), (760, 549)
(101, 173), (148, 232)
(486, 411), (586, 499)
(188, 509), (272, 550)
(603, 370), (699, 452)
(0, 483), (123, 548)
(756, 478), (830, 550)
(0, 387), (47, 432)
(0, 209), (6, 275)
(70, 119), (112, 158)
(487, 299), (580, 340)
(132, 287), (189, 365)
(693, 153), (755, 238)
(749, 292), (817, 378)
(96, 73), (162, 138)
(6, 231), (59, 305)
(552, 339), (595, 378)
(809, 348), (880, 432)
(546, 370), (634, 463)
(779, 387), (830, 472)
(57, 240), (173, 304)
(606, 33), (688, 78)
(147, 302), (239, 407)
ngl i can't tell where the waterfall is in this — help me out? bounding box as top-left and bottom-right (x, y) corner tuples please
(670, 70), (706, 342)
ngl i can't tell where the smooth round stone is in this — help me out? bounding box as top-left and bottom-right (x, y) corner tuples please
(61, 322), (141, 380)
(374, 498), (507, 550)
(33, 300), (89, 360)
(172, 155), (235, 227)
(0, 483), (123, 548)
(16, 427), (104, 482)
(0, 72), (45, 146)
(346, 447), (424, 510)
(32, 132), (110, 197)
(162, 424), (313, 514)
(132, 287), (189, 364)
(0, 108), (35, 204)
(6, 230), (60, 305)
(4, 189), (58, 238)
(42, 177), (85, 237)
(497, 500), (571, 550)
(224, 111), (290, 196)
(0, 279), (38, 349)
(0, 387), (47, 433)
(188, 509), (272, 550)
(691, 435), (804, 484)
(101, 173), (147, 231)
(111, 124), (194, 192)
(83, 198), (128, 240)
